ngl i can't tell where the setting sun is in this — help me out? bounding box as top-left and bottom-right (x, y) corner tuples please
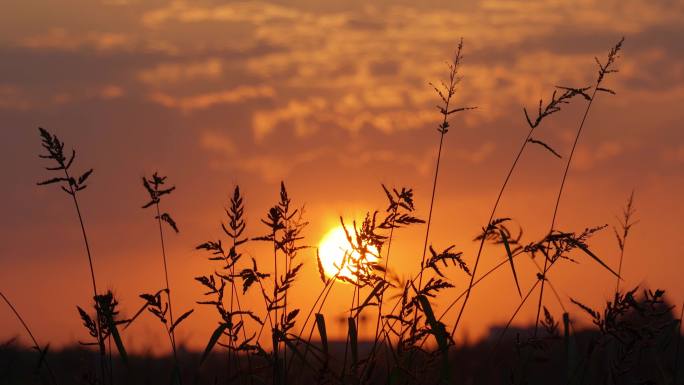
(318, 225), (380, 281)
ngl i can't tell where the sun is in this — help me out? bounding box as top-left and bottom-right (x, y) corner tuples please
(318, 225), (380, 282)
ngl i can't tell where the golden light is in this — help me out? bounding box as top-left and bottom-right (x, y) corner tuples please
(318, 225), (380, 282)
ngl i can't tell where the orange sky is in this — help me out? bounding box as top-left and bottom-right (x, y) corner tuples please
(1, 0), (683, 354)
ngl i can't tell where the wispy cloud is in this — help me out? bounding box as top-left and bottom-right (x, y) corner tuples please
(142, 1), (304, 28)
(0, 85), (31, 110)
(200, 130), (326, 181)
(138, 59), (223, 86)
(662, 145), (684, 163)
(252, 97), (327, 141)
(148, 85), (275, 112)
(20, 28), (131, 51)
(573, 141), (625, 170)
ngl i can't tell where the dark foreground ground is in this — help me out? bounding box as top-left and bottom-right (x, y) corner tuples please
(2, 322), (683, 385)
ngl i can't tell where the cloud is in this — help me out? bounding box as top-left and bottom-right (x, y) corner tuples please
(456, 141), (497, 164)
(199, 130), (236, 154)
(20, 28), (131, 51)
(142, 1), (305, 28)
(102, 0), (136, 5)
(252, 97), (327, 141)
(336, 148), (435, 176)
(334, 141), (496, 176)
(573, 141), (624, 170)
(232, 150), (325, 182)
(662, 145), (684, 163)
(0, 85), (31, 110)
(148, 85), (275, 112)
(199, 130), (325, 181)
(199, 130), (494, 183)
(252, 94), (441, 141)
(100, 85), (124, 99)
(137, 59), (223, 86)
(52, 85), (125, 105)
(337, 109), (436, 135)
(0, 83), (124, 110)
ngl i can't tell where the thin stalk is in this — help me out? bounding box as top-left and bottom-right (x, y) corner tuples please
(228, 268), (235, 385)
(413, 42), (467, 355)
(535, 37), (623, 336)
(63, 168), (106, 383)
(64, 169), (99, 312)
(450, 122), (536, 338)
(534, 86), (599, 337)
(416, 131), (445, 291)
(228, 245), (255, 385)
(229, 276), (254, 385)
(155, 202), (180, 369)
(0, 290), (58, 385)
(615, 191), (636, 295)
(271, 229), (280, 385)
(283, 237), (289, 385)
(614, 248), (626, 295)
(363, 214), (397, 379)
(675, 302), (684, 385)
(253, 286), (277, 375)
(255, 280), (276, 339)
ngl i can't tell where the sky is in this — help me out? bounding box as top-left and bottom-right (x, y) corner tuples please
(1, 0), (683, 353)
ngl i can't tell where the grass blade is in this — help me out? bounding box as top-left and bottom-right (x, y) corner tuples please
(572, 241), (620, 278)
(417, 295), (450, 383)
(417, 295), (447, 351)
(201, 323), (227, 364)
(170, 309), (194, 333)
(500, 229), (522, 298)
(108, 319), (128, 364)
(315, 313), (328, 356)
(528, 138), (562, 158)
(347, 317), (358, 369)
(563, 312), (578, 385)
(353, 280), (386, 317)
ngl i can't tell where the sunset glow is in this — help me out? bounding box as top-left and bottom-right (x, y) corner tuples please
(318, 225), (379, 281)
(1, 3), (684, 384)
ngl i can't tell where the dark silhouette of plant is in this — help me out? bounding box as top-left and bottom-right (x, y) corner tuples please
(535, 37), (625, 336)
(417, 37), (475, 293)
(571, 288), (677, 383)
(337, 207), (468, 383)
(36, 127), (108, 382)
(253, 182), (307, 385)
(364, 186), (424, 374)
(140, 172), (192, 384)
(451, 83), (594, 339)
(77, 291), (130, 368)
(195, 186), (262, 383)
(613, 191), (637, 294)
